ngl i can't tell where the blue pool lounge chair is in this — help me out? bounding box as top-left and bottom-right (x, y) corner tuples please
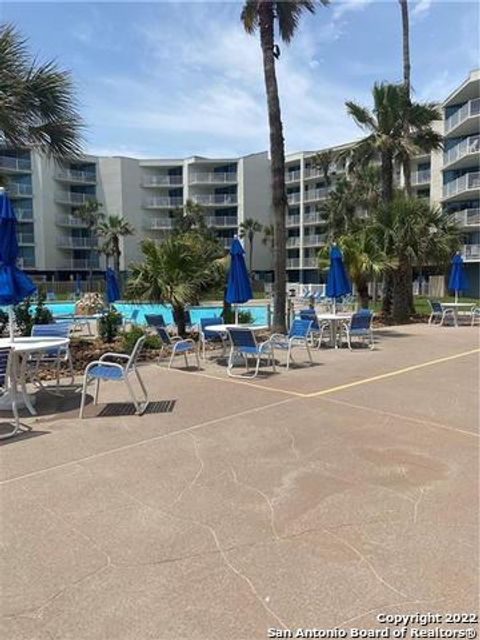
(226, 327), (275, 378)
(270, 318), (313, 369)
(79, 336), (148, 417)
(145, 314), (167, 329)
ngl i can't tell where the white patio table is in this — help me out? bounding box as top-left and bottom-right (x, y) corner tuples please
(440, 302), (474, 327)
(315, 312), (352, 348)
(0, 337), (70, 415)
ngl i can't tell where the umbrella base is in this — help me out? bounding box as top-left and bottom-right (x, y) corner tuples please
(0, 390), (36, 412)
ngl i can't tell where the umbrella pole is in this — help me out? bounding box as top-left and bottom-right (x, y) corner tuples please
(9, 306), (14, 342)
(235, 306), (239, 324)
(333, 299), (336, 315)
(455, 290), (458, 304)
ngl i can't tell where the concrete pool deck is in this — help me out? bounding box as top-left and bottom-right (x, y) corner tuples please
(1, 323), (479, 639)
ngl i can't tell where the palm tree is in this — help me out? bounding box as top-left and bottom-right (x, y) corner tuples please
(172, 199), (209, 235)
(239, 217), (263, 274)
(262, 222), (275, 258)
(345, 83), (443, 204)
(398, 0), (413, 196)
(75, 199), (104, 287)
(98, 214), (135, 273)
(0, 24), (83, 158)
(241, 0), (327, 332)
(126, 236), (225, 336)
(312, 149), (335, 186)
(320, 177), (357, 241)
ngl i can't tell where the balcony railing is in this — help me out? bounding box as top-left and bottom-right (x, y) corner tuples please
(412, 169), (431, 185)
(7, 183), (32, 197)
(217, 237), (234, 249)
(303, 212), (324, 225)
(204, 216), (238, 227)
(286, 215), (300, 226)
(303, 257), (318, 268)
(453, 208), (480, 227)
(0, 156), (31, 172)
(17, 257), (36, 269)
(286, 258), (300, 268)
(56, 214), (89, 227)
(17, 232), (35, 245)
(285, 170), (301, 183)
(443, 172), (480, 198)
(445, 98), (480, 133)
(58, 259), (100, 271)
(462, 244), (480, 261)
(303, 234), (326, 247)
(56, 169), (96, 183)
(443, 135), (480, 166)
(150, 218), (175, 230)
(142, 175), (183, 187)
(287, 192), (301, 205)
(57, 237), (98, 249)
(143, 196), (183, 208)
(55, 192), (96, 206)
(190, 172), (237, 184)
(15, 208), (34, 222)
(191, 194), (237, 205)
(304, 187), (330, 202)
(286, 237), (301, 247)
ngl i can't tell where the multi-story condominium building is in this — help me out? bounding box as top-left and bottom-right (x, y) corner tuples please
(1, 70), (478, 295)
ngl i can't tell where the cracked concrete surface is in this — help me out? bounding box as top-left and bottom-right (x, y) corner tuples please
(0, 324), (478, 639)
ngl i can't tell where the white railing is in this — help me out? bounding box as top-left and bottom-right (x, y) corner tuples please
(17, 232), (35, 244)
(304, 187), (330, 202)
(7, 183), (32, 197)
(453, 208), (480, 227)
(303, 234), (326, 246)
(143, 196), (183, 208)
(57, 236), (98, 249)
(58, 259), (100, 270)
(142, 175), (183, 187)
(190, 172), (237, 184)
(286, 215), (300, 226)
(286, 237), (301, 247)
(15, 208), (34, 221)
(303, 212), (324, 225)
(304, 167), (323, 179)
(286, 258), (300, 268)
(204, 216), (238, 227)
(462, 244), (480, 261)
(445, 98), (480, 133)
(412, 169), (431, 185)
(287, 192), (301, 205)
(55, 191), (96, 206)
(56, 214), (89, 227)
(0, 156), (31, 171)
(191, 194), (237, 205)
(218, 238), (234, 249)
(443, 172), (480, 198)
(17, 257), (36, 269)
(150, 218), (175, 229)
(285, 170), (301, 183)
(56, 169), (96, 183)
(443, 135), (480, 166)
(303, 257), (318, 268)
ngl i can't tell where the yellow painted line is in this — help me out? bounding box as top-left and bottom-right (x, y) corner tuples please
(304, 349), (480, 398)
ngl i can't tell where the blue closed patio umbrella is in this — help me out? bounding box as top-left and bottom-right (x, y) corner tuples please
(105, 267), (121, 304)
(326, 243), (351, 314)
(448, 252), (468, 303)
(226, 238), (252, 322)
(0, 189), (36, 341)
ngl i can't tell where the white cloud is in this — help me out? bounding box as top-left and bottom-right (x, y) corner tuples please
(332, 0), (375, 21)
(412, 0), (433, 18)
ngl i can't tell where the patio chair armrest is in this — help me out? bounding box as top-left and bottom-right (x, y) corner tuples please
(84, 360), (125, 374)
(259, 340), (274, 353)
(99, 352), (130, 362)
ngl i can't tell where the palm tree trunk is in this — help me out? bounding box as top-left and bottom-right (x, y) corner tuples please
(249, 236), (253, 274)
(399, 1), (412, 197)
(392, 256), (412, 323)
(113, 237), (121, 274)
(356, 277), (370, 309)
(380, 150), (394, 203)
(259, 3), (287, 333)
(172, 303), (186, 337)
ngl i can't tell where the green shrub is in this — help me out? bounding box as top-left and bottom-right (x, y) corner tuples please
(221, 308), (254, 324)
(14, 293), (53, 336)
(98, 308), (122, 343)
(119, 326), (161, 353)
(0, 309), (8, 336)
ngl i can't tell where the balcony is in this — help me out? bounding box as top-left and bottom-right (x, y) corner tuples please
(412, 169), (431, 185)
(285, 170), (301, 183)
(0, 156), (31, 173)
(57, 236), (98, 249)
(287, 192), (301, 205)
(303, 234), (326, 247)
(142, 175), (183, 187)
(17, 257), (36, 269)
(17, 232), (35, 245)
(58, 259), (100, 271)
(443, 135), (480, 169)
(56, 214), (89, 227)
(462, 244), (480, 262)
(452, 208), (480, 228)
(190, 172), (237, 185)
(204, 216), (238, 227)
(55, 192), (96, 206)
(150, 218), (175, 230)
(303, 212), (324, 225)
(15, 207), (34, 222)
(303, 257), (318, 268)
(443, 171), (480, 201)
(304, 187), (330, 202)
(143, 196), (183, 209)
(286, 215), (300, 227)
(218, 238), (234, 250)
(55, 169), (96, 184)
(191, 194), (237, 206)
(286, 237), (301, 247)
(445, 98), (480, 135)
(7, 183), (32, 197)
(286, 258), (300, 269)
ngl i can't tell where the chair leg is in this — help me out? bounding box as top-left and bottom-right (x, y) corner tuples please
(67, 351), (75, 385)
(286, 344), (292, 370)
(79, 375), (89, 418)
(94, 379), (100, 405)
(369, 330), (375, 350)
(194, 348), (200, 369)
(346, 330), (352, 351)
(134, 369), (149, 411)
(184, 353), (188, 368)
(124, 376), (140, 414)
(168, 350), (175, 369)
(305, 341), (313, 364)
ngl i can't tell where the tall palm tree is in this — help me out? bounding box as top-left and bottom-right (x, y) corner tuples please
(0, 23), (83, 158)
(312, 149), (335, 186)
(262, 222), (275, 257)
(239, 217), (263, 274)
(398, 0), (412, 195)
(126, 236), (225, 336)
(241, 0), (327, 331)
(98, 214), (135, 273)
(75, 199), (104, 287)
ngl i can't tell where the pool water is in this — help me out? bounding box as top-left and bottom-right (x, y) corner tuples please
(40, 302), (269, 326)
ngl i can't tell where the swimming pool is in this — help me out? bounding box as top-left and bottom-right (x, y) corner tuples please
(38, 302), (269, 326)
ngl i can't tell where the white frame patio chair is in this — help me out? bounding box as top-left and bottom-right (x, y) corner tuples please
(79, 336), (148, 418)
(428, 300), (454, 326)
(340, 310), (375, 350)
(471, 307), (480, 326)
(270, 318), (313, 369)
(0, 347), (20, 440)
(155, 326), (200, 370)
(29, 322), (74, 386)
(226, 327), (275, 379)
(299, 309), (330, 349)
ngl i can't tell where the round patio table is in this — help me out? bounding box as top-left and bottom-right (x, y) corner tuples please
(315, 312), (352, 348)
(440, 302), (474, 327)
(0, 337), (70, 415)
(206, 324), (269, 334)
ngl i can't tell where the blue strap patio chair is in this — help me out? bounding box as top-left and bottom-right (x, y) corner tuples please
(30, 322), (74, 385)
(226, 328), (275, 379)
(428, 300), (454, 326)
(270, 319), (313, 370)
(340, 310), (374, 350)
(0, 347), (19, 440)
(123, 308), (139, 328)
(199, 316), (227, 359)
(299, 309), (330, 349)
(79, 336), (148, 418)
(155, 326), (200, 370)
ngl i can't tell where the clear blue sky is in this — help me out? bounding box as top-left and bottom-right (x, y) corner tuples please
(2, 1), (478, 158)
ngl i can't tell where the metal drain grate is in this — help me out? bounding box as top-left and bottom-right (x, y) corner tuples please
(97, 400), (176, 417)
